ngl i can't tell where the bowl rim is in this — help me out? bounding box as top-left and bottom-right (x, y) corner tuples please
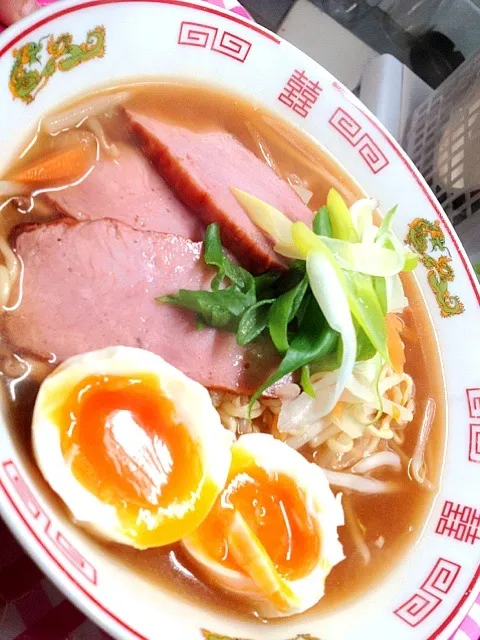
(0, 1), (479, 639)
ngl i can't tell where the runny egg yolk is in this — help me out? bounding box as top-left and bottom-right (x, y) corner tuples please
(190, 450), (321, 582)
(52, 373), (206, 546)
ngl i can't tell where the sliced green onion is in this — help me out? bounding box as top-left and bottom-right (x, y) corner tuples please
(372, 352), (384, 423)
(231, 188), (302, 256)
(159, 286), (250, 329)
(248, 299), (336, 410)
(237, 299), (274, 346)
(295, 290), (312, 326)
(375, 206), (417, 272)
(342, 271), (389, 363)
(403, 253), (419, 271)
(349, 198), (376, 241)
(356, 325), (377, 362)
(313, 206), (332, 237)
(288, 222), (389, 364)
(320, 237), (405, 276)
(309, 352), (341, 374)
(254, 272), (280, 299)
(290, 221), (328, 257)
(376, 205), (397, 240)
(306, 251), (357, 416)
(386, 274), (408, 313)
(300, 364), (316, 398)
(204, 223), (254, 292)
(268, 276), (308, 353)
(327, 188), (358, 242)
(373, 276), (387, 315)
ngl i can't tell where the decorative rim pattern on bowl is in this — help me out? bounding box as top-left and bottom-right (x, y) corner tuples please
(0, 2), (478, 639)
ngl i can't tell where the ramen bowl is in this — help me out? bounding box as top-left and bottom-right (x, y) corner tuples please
(0, 1), (479, 639)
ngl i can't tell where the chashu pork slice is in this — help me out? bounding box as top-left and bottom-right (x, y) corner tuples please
(42, 143), (204, 240)
(5, 219), (280, 394)
(125, 110), (313, 273)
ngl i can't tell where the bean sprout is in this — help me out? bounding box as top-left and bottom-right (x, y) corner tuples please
(327, 432), (354, 454)
(320, 468), (404, 494)
(245, 121), (281, 175)
(275, 383), (301, 400)
(308, 424), (340, 449)
(86, 117), (120, 159)
(352, 451), (402, 474)
(409, 398), (436, 487)
(0, 182), (30, 198)
(42, 92), (130, 134)
(0, 237), (20, 309)
(220, 399), (263, 420)
(366, 423), (394, 439)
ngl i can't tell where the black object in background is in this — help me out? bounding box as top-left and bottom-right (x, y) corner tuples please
(410, 31), (465, 89)
(240, 0), (295, 32)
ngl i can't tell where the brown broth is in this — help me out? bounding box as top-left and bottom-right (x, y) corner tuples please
(0, 82), (445, 624)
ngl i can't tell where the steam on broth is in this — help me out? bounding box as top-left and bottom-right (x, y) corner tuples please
(0, 83), (444, 622)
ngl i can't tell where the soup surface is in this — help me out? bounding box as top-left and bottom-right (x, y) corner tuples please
(0, 82), (445, 622)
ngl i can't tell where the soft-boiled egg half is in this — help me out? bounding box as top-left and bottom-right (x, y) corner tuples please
(32, 346), (233, 549)
(183, 433), (345, 618)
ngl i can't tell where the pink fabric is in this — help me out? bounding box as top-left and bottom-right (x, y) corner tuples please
(231, 5), (252, 19)
(0, 2), (478, 640)
(200, 0), (250, 19)
(450, 597), (480, 639)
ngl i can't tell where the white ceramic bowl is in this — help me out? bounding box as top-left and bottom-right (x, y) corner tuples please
(0, 2), (479, 639)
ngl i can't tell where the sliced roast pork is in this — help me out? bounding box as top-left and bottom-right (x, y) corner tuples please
(5, 219), (280, 394)
(125, 111), (313, 273)
(42, 144), (204, 240)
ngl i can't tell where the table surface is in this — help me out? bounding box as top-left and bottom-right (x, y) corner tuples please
(0, 1), (478, 638)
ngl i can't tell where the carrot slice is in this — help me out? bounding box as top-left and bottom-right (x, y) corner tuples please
(9, 145), (93, 185)
(386, 313), (406, 374)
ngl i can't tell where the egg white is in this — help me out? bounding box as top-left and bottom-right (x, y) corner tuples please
(32, 346), (233, 548)
(183, 433), (345, 618)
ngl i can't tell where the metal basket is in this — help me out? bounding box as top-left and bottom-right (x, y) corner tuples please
(404, 48), (480, 264)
